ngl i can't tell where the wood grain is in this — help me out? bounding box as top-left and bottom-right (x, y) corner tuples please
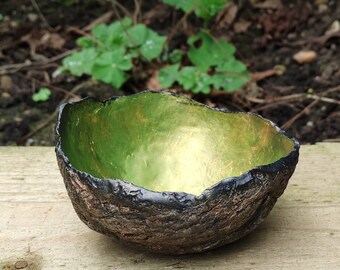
(0, 144), (339, 269)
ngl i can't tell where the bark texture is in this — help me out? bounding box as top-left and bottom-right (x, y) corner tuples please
(56, 145), (298, 254)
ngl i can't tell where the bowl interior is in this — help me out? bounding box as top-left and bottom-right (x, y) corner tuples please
(59, 92), (294, 195)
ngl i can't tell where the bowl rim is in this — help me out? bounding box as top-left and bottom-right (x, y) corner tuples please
(55, 90), (300, 208)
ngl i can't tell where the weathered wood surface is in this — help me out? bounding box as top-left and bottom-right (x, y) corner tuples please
(0, 144), (339, 269)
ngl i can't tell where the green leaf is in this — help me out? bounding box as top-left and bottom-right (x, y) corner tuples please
(76, 37), (94, 48)
(188, 32), (235, 72)
(92, 49), (132, 88)
(92, 18), (132, 50)
(212, 73), (249, 92)
(127, 48), (139, 58)
(139, 30), (166, 60)
(126, 24), (166, 60)
(93, 65), (127, 88)
(92, 24), (109, 44)
(163, 0), (193, 12)
(158, 64), (180, 88)
(169, 49), (184, 64)
(178, 67), (196, 90)
(194, 0), (228, 20)
(178, 66), (212, 94)
(121, 17), (133, 28)
(217, 59), (247, 73)
(213, 58), (250, 91)
(192, 72), (212, 94)
(163, 0), (229, 20)
(32, 87), (51, 102)
(127, 24), (148, 47)
(62, 48), (97, 76)
(106, 19), (132, 49)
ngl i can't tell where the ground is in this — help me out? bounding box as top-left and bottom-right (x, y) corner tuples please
(0, 0), (339, 146)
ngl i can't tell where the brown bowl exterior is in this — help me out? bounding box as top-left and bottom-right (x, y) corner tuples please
(55, 99), (299, 254)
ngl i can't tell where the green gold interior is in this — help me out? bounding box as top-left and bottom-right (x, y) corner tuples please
(59, 92), (294, 195)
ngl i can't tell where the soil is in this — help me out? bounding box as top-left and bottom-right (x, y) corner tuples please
(0, 0), (339, 146)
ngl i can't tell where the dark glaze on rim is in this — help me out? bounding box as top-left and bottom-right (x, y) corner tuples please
(55, 90), (299, 254)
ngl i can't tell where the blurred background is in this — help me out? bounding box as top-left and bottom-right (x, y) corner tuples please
(0, 0), (339, 146)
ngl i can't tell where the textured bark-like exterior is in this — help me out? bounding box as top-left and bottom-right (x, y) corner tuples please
(56, 142), (299, 254)
(55, 91), (300, 254)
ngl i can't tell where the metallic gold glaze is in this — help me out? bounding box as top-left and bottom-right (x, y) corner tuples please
(59, 92), (294, 195)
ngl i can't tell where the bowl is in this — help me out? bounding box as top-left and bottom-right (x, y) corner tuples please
(55, 91), (299, 254)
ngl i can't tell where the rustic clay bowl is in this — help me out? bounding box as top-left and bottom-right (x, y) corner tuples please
(55, 91), (299, 254)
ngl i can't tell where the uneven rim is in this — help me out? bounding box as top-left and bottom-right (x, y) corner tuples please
(55, 90), (300, 208)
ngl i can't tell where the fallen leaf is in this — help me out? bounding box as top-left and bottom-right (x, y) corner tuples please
(233, 20), (251, 33)
(216, 3), (239, 27)
(47, 33), (65, 50)
(27, 13), (38, 22)
(43, 71), (51, 84)
(1, 91), (11, 99)
(0, 75), (14, 90)
(317, 4), (328, 13)
(205, 99), (217, 108)
(293, 50), (317, 64)
(321, 62), (339, 80)
(252, 0), (283, 9)
(146, 71), (162, 90)
(325, 20), (340, 35)
(21, 30), (65, 54)
(314, 0), (328, 4)
(258, 4), (310, 39)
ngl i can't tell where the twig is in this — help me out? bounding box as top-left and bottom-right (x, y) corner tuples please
(281, 85), (340, 130)
(30, 0), (53, 30)
(249, 91), (340, 112)
(286, 30), (340, 47)
(165, 10), (194, 47)
(247, 94), (303, 104)
(21, 75), (80, 99)
(111, 0), (133, 18)
(110, 2), (149, 63)
(281, 99), (319, 130)
(17, 80), (97, 145)
(133, 0), (142, 24)
(306, 94), (340, 105)
(82, 11), (114, 32)
(67, 26), (107, 48)
(0, 49), (77, 75)
(251, 101), (296, 112)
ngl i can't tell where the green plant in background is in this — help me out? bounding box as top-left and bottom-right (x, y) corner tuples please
(158, 32), (249, 93)
(32, 87), (51, 102)
(61, 0), (249, 94)
(163, 0), (229, 21)
(61, 18), (166, 88)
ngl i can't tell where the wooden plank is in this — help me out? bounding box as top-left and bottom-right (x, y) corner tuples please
(0, 144), (339, 269)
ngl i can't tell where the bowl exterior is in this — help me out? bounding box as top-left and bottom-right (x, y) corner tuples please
(56, 141), (299, 254)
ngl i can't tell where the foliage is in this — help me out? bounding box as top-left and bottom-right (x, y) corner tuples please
(61, 18), (166, 88)
(158, 32), (249, 93)
(61, 1), (249, 95)
(162, 0), (230, 21)
(32, 88), (51, 102)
